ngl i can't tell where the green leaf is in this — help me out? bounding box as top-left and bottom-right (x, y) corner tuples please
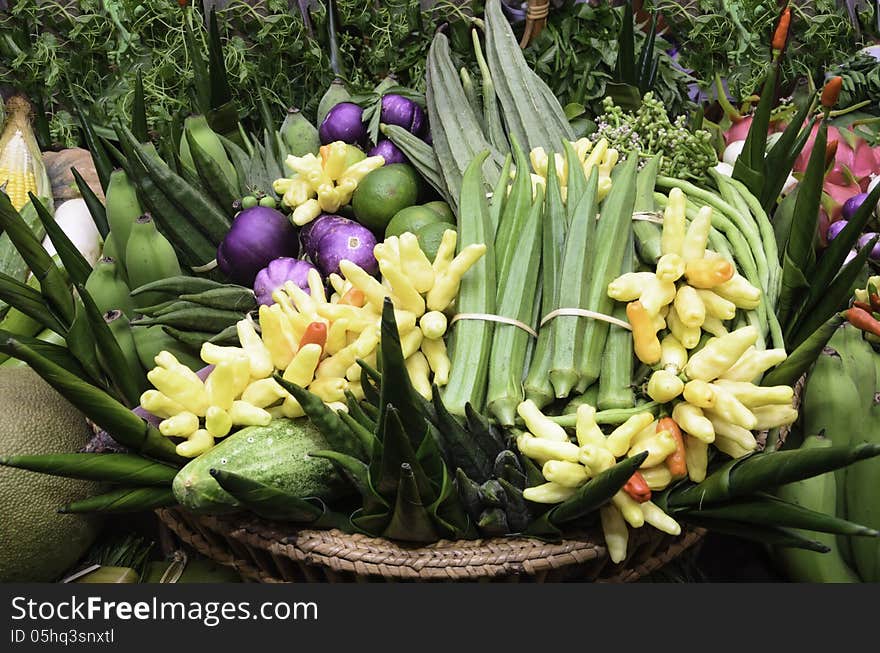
(675, 515), (830, 552)
(71, 167), (109, 239)
(0, 454), (177, 486)
(69, 93), (112, 193)
(132, 69), (148, 143)
(207, 9), (232, 112)
(65, 298), (103, 385)
(0, 274), (67, 335)
(382, 464), (439, 543)
(59, 487), (176, 514)
(375, 406), (435, 505)
(760, 102), (816, 213)
(732, 60), (779, 198)
(614, 1), (636, 86)
(209, 468), (325, 523)
(309, 449), (386, 511)
(0, 328), (85, 377)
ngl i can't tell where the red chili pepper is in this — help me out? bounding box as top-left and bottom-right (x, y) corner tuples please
(339, 288), (366, 307)
(845, 307), (880, 338)
(623, 472), (652, 504)
(299, 321), (328, 350)
(854, 301), (874, 313)
(771, 6), (791, 52)
(821, 76), (843, 109)
(659, 417), (687, 479)
(869, 292), (880, 313)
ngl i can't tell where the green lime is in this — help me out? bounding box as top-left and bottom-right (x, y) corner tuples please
(415, 222), (455, 262)
(422, 200), (456, 224)
(385, 204), (454, 239)
(352, 163), (421, 232)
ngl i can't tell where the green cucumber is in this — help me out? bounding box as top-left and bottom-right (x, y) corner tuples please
(172, 418), (348, 514)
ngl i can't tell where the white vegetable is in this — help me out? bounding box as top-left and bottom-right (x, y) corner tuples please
(868, 176), (880, 218)
(722, 140), (746, 166)
(781, 174), (798, 196)
(713, 162), (734, 177)
(41, 198), (102, 266)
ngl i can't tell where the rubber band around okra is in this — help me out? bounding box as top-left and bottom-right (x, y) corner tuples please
(539, 308), (632, 331)
(593, 211), (664, 224)
(191, 258), (219, 273)
(449, 313), (538, 338)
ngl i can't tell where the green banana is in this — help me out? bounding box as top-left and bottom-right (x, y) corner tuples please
(84, 256), (133, 318)
(105, 169), (143, 267)
(280, 108), (321, 157)
(105, 309), (148, 394)
(845, 340), (880, 582)
(317, 78), (350, 126)
(124, 214), (181, 308)
(179, 115), (238, 192)
(775, 435), (861, 582)
(131, 325), (203, 372)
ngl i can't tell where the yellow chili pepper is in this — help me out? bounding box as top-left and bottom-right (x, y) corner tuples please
(628, 430), (677, 467)
(398, 232), (435, 294)
(317, 325), (380, 380)
(281, 397), (305, 419)
(205, 357), (251, 411)
(347, 382), (365, 402)
(600, 504), (629, 563)
(400, 327), (424, 359)
(705, 413), (757, 451)
(684, 435), (708, 482)
(640, 501), (681, 535)
(750, 404), (799, 430)
(139, 390), (186, 419)
(665, 305), (701, 350)
(660, 188), (687, 256)
(713, 380), (793, 407)
(685, 326), (759, 381)
(328, 273), (350, 298)
(516, 432), (581, 464)
(308, 377), (347, 403)
(377, 255), (426, 316)
(159, 412), (199, 438)
(701, 315), (728, 337)
(606, 412), (655, 457)
(720, 347), (788, 382)
(146, 367), (210, 416)
(575, 403), (605, 448)
(674, 285), (706, 329)
(205, 406), (232, 438)
(271, 289), (311, 341)
(706, 386), (757, 430)
(627, 301), (662, 364)
(607, 271), (656, 301)
(655, 253), (686, 284)
(583, 138), (609, 175)
(258, 304), (299, 370)
(578, 444), (616, 476)
(337, 155), (385, 186)
(647, 370), (685, 403)
(241, 378), (288, 408)
(229, 400), (272, 427)
(672, 402), (715, 443)
(306, 268), (327, 305)
(420, 337), (451, 386)
(426, 243), (487, 312)
(404, 351), (433, 400)
(612, 490), (645, 528)
(339, 259), (389, 309)
(640, 465), (673, 491)
(292, 198), (322, 226)
(695, 290), (737, 321)
(683, 380), (716, 409)
(430, 228), (458, 276)
(419, 311), (448, 340)
(522, 482), (576, 504)
(281, 342), (322, 388)
(235, 319), (274, 379)
(517, 399), (570, 441)
(542, 460), (589, 488)
(176, 429), (214, 458)
(713, 273), (761, 309)
(640, 276), (677, 315)
(323, 317), (349, 355)
(681, 205), (713, 262)
(660, 334), (688, 374)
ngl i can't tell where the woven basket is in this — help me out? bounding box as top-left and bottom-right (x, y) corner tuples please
(156, 507), (705, 583)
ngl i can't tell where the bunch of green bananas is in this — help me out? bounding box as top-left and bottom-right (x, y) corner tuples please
(776, 323), (880, 582)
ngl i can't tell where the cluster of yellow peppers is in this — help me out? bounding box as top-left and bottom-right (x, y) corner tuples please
(528, 137), (618, 201)
(273, 141), (385, 226)
(515, 400), (682, 564)
(142, 229), (485, 458)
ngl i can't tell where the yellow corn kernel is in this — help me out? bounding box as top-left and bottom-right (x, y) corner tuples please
(176, 429), (214, 458)
(600, 504), (629, 564)
(684, 435), (708, 482)
(628, 430), (677, 467)
(405, 351), (432, 400)
(685, 326), (759, 381)
(713, 273), (761, 309)
(235, 319), (275, 378)
(421, 337), (451, 386)
(522, 482), (575, 504)
(205, 406), (232, 438)
(258, 304), (298, 370)
(646, 369), (684, 403)
(720, 347), (788, 382)
(542, 460), (590, 488)
(517, 399), (570, 442)
(655, 253), (686, 284)
(682, 205), (713, 262)
(575, 403), (605, 448)
(241, 378), (288, 408)
(229, 400), (272, 427)
(750, 404), (799, 431)
(683, 380), (716, 409)
(660, 334), (688, 374)
(308, 377), (347, 404)
(627, 301), (662, 364)
(516, 433), (580, 464)
(607, 272), (656, 302)
(606, 412), (655, 458)
(426, 243), (487, 312)
(139, 390), (186, 419)
(640, 465), (673, 491)
(660, 187), (687, 256)
(640, 501), (681, 535)
(159, 412), (199, 438)
(672, 402), (715, 443)
(674, 285), (706, 329)
(578, 444), (616, 475)
(612, 491), (645, 528)
(398, 232), (435, 294)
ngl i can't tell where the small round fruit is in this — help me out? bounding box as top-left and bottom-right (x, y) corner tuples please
(385, 204), (453, 239)
(351, 164), (421, 232)
(415, 222), (454, 262)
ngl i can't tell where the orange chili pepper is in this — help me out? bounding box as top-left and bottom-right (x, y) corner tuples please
(623, 472), (652, 503)
(870, 292), (880, 313)
(854, 301), (874, 313)
(845, 307), (880, 338)
(339, 287), (366, 307)
(299, 321), (328, 350)
(825, 140), (839, 171)
(659, 417), (687, 478)
(821, 76), (843, 109)
(771, 6), (791, 52)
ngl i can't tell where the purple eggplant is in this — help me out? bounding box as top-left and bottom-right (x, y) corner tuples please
(380, 94), (426, 135)
(217, 207), (299, 286)
(319, 102), (367, 145)
(253, 257), (318, 306)
(369, 139), (408, 165)
(313, 221), (378, 277)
